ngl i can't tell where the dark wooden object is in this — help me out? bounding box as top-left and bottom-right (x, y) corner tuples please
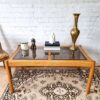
(30, 38), (36, 50)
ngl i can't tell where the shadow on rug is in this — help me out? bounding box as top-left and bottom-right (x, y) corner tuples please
(1, 68), (100, 100)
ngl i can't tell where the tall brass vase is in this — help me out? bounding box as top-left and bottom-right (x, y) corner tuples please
(70, 13), (80, 51)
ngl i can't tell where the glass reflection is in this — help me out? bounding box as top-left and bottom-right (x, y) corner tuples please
(31, 48), (36, 59)
(71, 51), (75, 60)
(21, 50), (29, 57)
(52, 52), (60, 57)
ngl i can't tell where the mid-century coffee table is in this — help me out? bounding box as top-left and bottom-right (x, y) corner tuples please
(5, 45), (95, 94)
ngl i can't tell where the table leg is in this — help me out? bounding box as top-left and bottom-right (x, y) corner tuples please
(5, 60), (14, 93)
(86, 62), (95, 94)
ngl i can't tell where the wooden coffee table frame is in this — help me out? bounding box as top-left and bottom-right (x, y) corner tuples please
(5, 45), (95, 94)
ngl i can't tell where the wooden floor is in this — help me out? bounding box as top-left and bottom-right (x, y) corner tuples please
(0, 66), (100, 98)
(0, 67), (15, 98)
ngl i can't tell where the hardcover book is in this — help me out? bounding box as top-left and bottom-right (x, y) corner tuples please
(45, 41), (60, 46)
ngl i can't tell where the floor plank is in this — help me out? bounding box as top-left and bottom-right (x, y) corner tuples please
(0, 67), (15, 97)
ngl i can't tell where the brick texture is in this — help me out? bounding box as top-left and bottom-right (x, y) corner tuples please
(0, 0), (100, 65)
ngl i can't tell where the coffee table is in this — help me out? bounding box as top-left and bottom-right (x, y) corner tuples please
(5, 45), (95, 94)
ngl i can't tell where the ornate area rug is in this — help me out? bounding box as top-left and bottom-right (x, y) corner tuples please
(1, 68), (100, 100)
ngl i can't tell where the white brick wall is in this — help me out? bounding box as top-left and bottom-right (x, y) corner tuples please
(0, 0), (100, 65)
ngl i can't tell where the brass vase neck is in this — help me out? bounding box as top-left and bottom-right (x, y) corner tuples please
(73, 13), (80, 28)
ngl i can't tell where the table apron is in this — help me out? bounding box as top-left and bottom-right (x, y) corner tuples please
(8, 60), (93, 67)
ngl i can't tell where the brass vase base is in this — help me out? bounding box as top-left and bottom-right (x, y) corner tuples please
(70, 45), (77, 51)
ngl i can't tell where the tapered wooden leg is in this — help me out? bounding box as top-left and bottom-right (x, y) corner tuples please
(5, 60), (14, 93)
(86, 62), (95, 94)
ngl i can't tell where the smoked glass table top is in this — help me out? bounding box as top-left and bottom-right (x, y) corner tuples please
(13, 47), (86, 60)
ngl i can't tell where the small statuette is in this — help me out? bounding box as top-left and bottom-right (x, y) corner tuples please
(30, 38), (36, 50)
(49, 33), (56, 44)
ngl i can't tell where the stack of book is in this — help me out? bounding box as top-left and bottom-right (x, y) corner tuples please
(44, 41), (60, 50)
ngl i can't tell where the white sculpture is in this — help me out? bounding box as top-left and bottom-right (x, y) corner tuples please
(49, 33), (56, 44)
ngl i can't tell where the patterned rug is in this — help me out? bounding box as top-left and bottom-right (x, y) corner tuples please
(1, 68), (100, 100)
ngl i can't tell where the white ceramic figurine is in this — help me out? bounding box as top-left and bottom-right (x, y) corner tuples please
(49, 33), (56, 44)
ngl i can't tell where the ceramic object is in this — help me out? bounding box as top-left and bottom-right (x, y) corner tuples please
(49, 33), (56, 44)
(21, 42), (29, 50)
